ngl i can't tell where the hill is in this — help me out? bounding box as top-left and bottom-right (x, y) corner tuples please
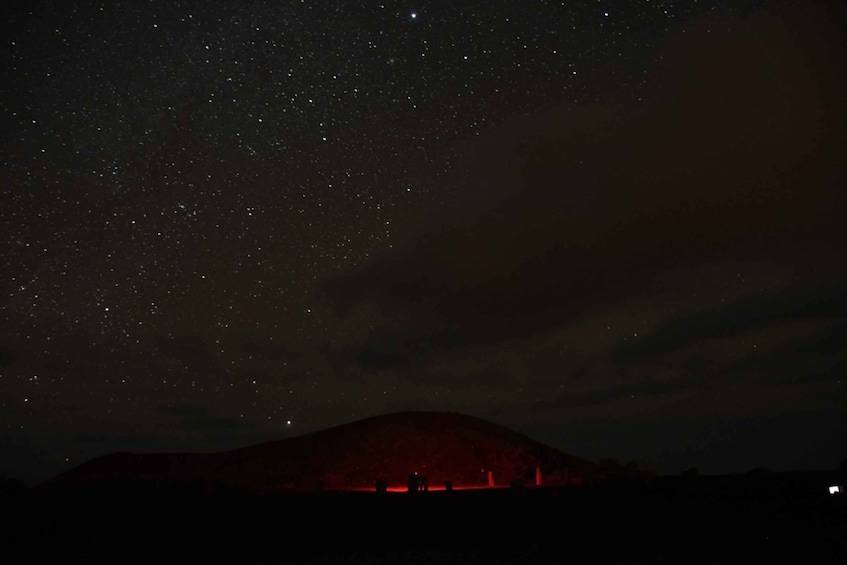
(43, 411), (598, 493)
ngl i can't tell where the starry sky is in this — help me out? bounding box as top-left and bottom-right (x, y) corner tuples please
(2, 0), (845, 484)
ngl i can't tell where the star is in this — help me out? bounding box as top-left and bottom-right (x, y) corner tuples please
(2, 0), (844, 487)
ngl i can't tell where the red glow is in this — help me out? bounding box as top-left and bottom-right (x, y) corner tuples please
(352, 483), (508, 493)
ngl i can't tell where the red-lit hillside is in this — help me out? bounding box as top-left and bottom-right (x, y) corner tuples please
(44, 411), (599, 492)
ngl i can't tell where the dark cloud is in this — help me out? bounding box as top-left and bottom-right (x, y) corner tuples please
(532, 407), (847, 475)
(792, 320), (847, 357)
(158, 404), (254, 435)
(323, 3), (847, 369)
(760, 356), (845, 388)
(611, 283), (847, 362)
(541, 285), (846, 411)
(743, 321), (847, 387)
(536, 373), (713, 409)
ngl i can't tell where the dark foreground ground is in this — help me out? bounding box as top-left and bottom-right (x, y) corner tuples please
(2, 475), (845, 564)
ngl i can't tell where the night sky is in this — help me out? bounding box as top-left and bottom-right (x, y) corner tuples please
(2, 1), (845, 484)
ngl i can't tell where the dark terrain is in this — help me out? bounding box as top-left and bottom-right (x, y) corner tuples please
(3, 412), (845, 563)
(3, 475), (845, 564)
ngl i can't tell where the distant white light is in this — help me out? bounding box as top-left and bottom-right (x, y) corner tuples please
(411, 12), (417, 19)
(286, 420), (292, 426)
(829, 485), (842, 495)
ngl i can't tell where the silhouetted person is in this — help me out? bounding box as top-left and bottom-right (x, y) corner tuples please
(444, 480), (453, 492)
(408, 472), (418, 493)
(375, 478), (387, 494)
